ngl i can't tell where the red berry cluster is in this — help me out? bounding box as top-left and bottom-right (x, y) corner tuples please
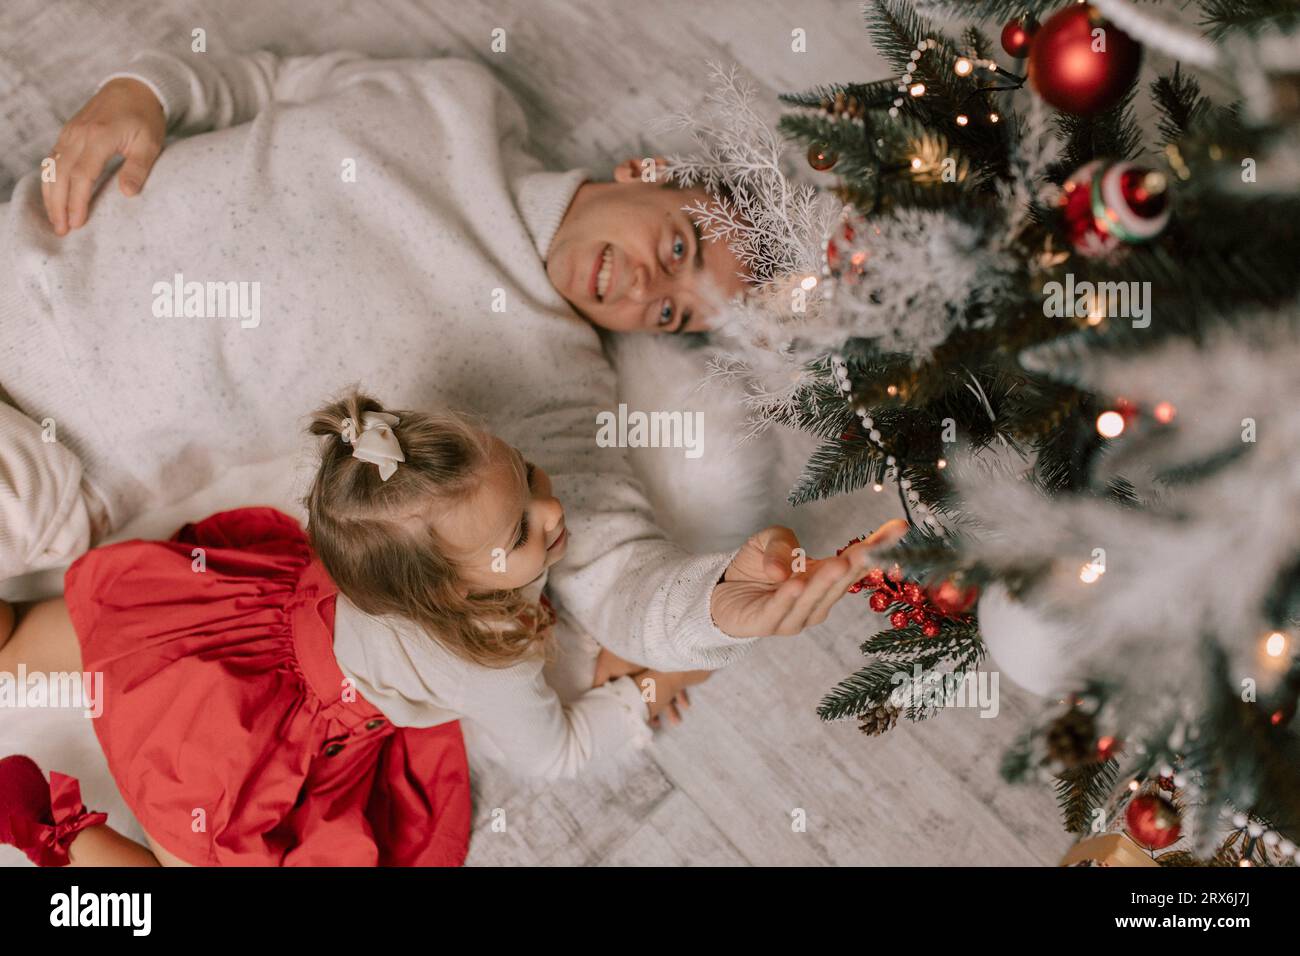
(836, 537), (979, 639)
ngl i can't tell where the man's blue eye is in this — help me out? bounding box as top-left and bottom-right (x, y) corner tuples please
(658, 303), (673, 324)
(672, 237), (686, 259)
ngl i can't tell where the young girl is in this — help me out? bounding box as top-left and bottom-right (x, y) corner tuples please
(0, 390), (705, 867)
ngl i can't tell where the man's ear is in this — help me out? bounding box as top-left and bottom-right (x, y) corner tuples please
(612, 156), (668, 184)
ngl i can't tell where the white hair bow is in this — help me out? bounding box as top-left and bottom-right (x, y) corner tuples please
(340, 411), (405, 481)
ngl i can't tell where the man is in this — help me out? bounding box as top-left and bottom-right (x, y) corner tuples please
(0, 49), (901, 671)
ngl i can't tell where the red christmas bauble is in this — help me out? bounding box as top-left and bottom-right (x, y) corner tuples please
(1125, 794), (1182, 850)
(1000, 17), (1037, 58)
(1028, 5), (1142, 116)
(1060, 160), (1170, 257)
(824, 207), (870, 286)
(929, 579), (980, 616)
(808, 142), (839, 172)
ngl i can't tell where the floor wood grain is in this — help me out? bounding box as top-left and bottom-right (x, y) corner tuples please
(0, 0), (1067, 866)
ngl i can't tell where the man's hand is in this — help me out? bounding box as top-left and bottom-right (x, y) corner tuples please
(711, 519), (909, 639)
(42, 78), (166, 236)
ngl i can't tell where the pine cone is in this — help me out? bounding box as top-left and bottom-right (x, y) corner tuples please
(858, 702), (901, 736)
(1046, 707), (1098, 768)
(821, 90), (864, 120)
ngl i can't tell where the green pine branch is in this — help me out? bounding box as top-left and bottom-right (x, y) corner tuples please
(1047, 87), (1142, 183)
(818, 618), (984, 722)
(1197, 0), (1300, 38)
(912, 0), (1061, 23)
(1055, 759), (1121, 835)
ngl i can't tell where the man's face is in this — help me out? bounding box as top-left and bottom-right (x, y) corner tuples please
(547, 160), (748, 333)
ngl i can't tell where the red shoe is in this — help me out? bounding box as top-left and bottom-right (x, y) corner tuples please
(0, 755), (107, 866)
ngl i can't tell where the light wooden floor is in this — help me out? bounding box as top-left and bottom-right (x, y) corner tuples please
(0, 0), (1066, 865)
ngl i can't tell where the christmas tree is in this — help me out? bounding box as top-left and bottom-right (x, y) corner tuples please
(664, 0), (1300, 863)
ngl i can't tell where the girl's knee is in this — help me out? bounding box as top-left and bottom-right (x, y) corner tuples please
(0, 598), (82, 674)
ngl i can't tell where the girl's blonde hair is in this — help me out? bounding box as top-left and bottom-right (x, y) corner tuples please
(305, 388), (548, 668)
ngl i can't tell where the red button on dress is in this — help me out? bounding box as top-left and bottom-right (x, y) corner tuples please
(63, 507), (472, 867)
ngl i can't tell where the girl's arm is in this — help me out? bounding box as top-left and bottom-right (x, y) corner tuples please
(333, 602), (653, 782)
(454, 661), (653, 781)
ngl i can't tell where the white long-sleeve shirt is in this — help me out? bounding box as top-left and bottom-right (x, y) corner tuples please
(332, 569), (653, 780)
(0, 49), (755, 674)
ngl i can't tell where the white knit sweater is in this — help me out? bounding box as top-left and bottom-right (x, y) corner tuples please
(332, 569), (654, 781)
(0, 50), (757, 771)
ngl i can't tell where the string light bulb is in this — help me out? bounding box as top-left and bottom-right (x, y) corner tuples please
(800, 275), (818, 291)
(989, 112), (1000, 123)
(1079, 563), (1103, 584)
(872, 483), (884, 492)
(1265, 631), (1288, 658)
(1153, 401), (1176, 424)
(937, 458), (947, 469)
(954, 57), (973, 76)
(955, 114), (969, 126)
(1096, 411), (1126, 438)
(911, 157), (923, 169)
(909, 83), (926, 97)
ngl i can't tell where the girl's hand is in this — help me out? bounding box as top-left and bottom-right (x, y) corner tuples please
(42, 78), (166, 236)
(635, 669), (711, 728)
(711, 519), (910, 638)
(592, 646), (641, 687)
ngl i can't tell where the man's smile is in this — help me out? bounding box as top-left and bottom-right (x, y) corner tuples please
(595, 244), (614, 301)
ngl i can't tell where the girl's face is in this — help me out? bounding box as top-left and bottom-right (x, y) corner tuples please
(437, 435), (567, 593)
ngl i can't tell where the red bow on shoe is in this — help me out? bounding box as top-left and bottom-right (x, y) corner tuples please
(11, 772), (107, 867)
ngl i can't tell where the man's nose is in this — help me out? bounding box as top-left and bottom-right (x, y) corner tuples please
(627, 260), (669, 304)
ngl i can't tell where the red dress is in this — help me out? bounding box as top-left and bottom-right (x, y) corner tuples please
(62, 507), (472, 867)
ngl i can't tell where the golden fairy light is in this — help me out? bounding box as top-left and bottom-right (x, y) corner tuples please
(800, 275), (818, 290)
(909, 83), (926, 97)
(1096, 411), (1126, 438)
(955, 114), (969, 126)
(1266, 631), (1288, 658)
(906, 134), (966, 185)
(1079, 562), (1103, 584)
(989, 112), (1000, 123)
(954, 58), (973, 76)
(1153, 401), (1177, 424)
